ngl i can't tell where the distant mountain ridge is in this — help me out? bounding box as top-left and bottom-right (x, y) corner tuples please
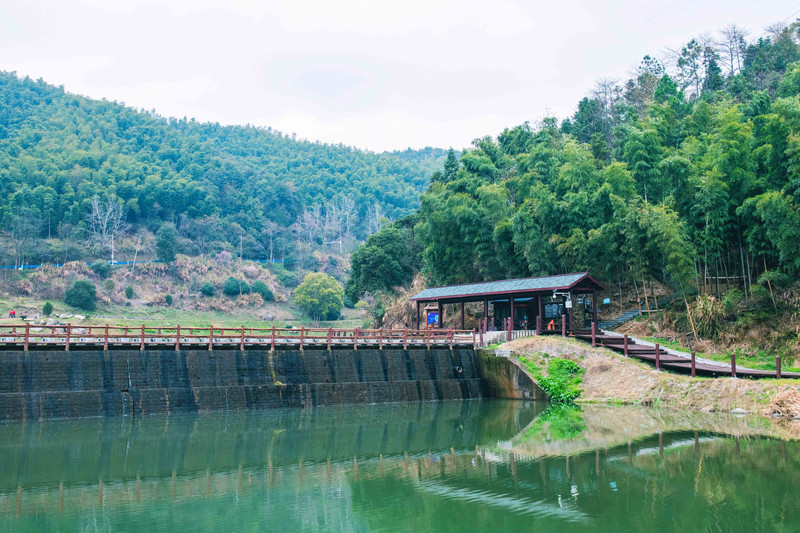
(0, 71), (448, 266)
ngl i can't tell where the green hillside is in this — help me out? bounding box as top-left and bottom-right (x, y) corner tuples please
(349, 22), (800, 361)
(0, 71), (447, 267)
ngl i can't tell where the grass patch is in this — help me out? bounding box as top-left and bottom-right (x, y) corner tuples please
(519, 354), (585, 404)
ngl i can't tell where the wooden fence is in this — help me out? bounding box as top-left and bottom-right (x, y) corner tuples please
(0, 324), (476, 351)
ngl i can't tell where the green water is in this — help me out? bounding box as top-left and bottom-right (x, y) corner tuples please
(1, 401), (798, 532)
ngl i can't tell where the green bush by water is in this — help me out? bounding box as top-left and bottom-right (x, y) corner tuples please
(520, 355), (584, 404)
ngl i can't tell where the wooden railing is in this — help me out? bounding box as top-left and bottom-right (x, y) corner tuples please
(0, 323), (477, 351)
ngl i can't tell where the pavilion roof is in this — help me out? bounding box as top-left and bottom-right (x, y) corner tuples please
(409, 272), (604, 302)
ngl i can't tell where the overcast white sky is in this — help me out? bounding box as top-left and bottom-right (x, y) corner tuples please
(3, 0), (800, 152)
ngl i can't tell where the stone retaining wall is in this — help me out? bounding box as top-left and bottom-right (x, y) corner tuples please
(0, 347), (486, 420)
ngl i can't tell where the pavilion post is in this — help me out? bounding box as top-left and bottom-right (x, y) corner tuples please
(416, 302), (420, 330)
(510, 296), (515, 332)
(592, 291), (598, 326)
(568, 292), (574, 332)
(483, 299), (488, 329)
(591, 321), (596, 348)
(437, 301), (443, 329)
(561, 315), (566, 337)
(538, 294), (543, 328)
(460, 301), (465, 330)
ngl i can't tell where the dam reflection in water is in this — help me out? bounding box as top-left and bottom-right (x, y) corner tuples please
(0, 401), (798, 532)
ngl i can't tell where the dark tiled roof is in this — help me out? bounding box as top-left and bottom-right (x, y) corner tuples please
(410, 272), (601, 301)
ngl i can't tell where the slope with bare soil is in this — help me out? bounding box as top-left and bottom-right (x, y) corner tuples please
(503, 336), (800, 417)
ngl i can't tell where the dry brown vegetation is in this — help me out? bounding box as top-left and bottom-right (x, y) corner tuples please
(506, 336), (800, 417)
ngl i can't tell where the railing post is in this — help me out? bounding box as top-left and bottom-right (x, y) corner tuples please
(65, 323), (71, 351)
(777, 355), (782, 379)
(208, 326), (214, 351)
(561, 315), (566, 337)
(240, 325), (245, 351)
(24, 322), (29, 352)
(270, 325), (275, 352)
(623, 334), (628, 357)
(403, 328), (408, 350)
(175, 325), (181, 351)
(353, 328), (358, 350)
(103, 323), (108, 351)
(479, 326), (483, 348)
(655, 343), (660, 371)
(449, 328), (454, 350)
(300, 326), (304, 350)
(140, 324), (145, 351)
(691, 350), (696, 377)
(731, 352), (736, 378)
(426, 328), (430, 350)
(379, 328), (383, 350)
(327, 327), (332, 351)
(472, 329), (476, 348)
(591, 321), (596, 347)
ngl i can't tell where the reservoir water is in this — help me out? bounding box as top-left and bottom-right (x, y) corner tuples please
(1, 400), (798, 532)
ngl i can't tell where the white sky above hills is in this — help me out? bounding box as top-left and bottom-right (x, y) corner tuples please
(3, 0), (800, 152)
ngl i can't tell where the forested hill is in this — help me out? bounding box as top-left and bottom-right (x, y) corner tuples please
(0, 71), (447, 266)
(348, 21), (800, 307)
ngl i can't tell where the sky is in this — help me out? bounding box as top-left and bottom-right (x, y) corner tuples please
(3, 0), (800, 152)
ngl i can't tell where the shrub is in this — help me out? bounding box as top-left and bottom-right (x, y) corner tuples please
(65, 280), (97, 311)
(199, 282), (215, 297)
(222, 277), (250, 297)
(278, 271), (299, 288)
(104, 279), (115, 291)
(722, 288), (744, 314)
(42, 301), (53, 316)
(165, 294), (173, 306)
(691, 295), (725, 338)
(125, 286), (134, 299)
(91, 262), (111, 279)
(251, 280), (274, 301)
(534, 357), (584, 404)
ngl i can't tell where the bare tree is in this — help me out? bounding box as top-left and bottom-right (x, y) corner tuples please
(10, 208), (40, 268)
(86, 194), (127, 262)
(57, 222), (84, 265)
(718, 24), (750, 75)
(366, 202), (388, 235)
(263, 220), (279, 262)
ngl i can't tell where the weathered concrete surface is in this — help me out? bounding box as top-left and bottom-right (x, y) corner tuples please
(0, 347), (486, 420)
(477, 350), (547, 401)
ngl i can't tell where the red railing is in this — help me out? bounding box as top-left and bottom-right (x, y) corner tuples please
(0, 323), (476, 351)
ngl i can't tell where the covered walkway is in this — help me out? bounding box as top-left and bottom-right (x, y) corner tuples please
(409, 272), (605, 334)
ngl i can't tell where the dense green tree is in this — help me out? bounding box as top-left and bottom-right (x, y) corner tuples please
(345, 225), (417, 302)
(64, 280), (96, 311)
(156, 222), (179, 263)
(294, 273), (344, 325)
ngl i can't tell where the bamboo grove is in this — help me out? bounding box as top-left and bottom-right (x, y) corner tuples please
(348, 22), (800, 304)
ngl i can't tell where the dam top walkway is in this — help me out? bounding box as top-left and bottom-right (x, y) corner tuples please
(0, 323), (477, 351)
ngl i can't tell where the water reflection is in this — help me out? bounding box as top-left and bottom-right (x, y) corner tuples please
(0, 401), (798, 532)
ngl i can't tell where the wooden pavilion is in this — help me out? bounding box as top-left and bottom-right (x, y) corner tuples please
(409, 272), (605, 333)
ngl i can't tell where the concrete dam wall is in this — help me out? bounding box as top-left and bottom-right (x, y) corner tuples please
(0, 347), (486, 420)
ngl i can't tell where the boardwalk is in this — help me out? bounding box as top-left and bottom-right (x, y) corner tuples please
(0, 323), (476, 351)
(572, 327), (799, 379)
